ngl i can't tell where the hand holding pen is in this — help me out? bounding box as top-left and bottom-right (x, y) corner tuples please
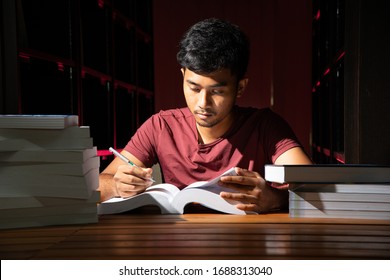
(109, 147), (155, 183)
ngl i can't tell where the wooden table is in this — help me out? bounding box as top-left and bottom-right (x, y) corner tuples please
(1, 211), (390, 260)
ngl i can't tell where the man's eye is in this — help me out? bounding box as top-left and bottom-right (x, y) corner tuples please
(190, 87), (201, 93)
(211, 89), (223, 95)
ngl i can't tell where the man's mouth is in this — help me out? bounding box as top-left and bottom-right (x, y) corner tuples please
(195, 111), (213, 120)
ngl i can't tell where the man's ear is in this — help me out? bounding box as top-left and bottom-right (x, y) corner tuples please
(181, 68), (185, 76)
(237, 78), (249, 97)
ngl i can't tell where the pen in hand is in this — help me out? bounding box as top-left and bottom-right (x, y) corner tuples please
(109, 147), (155, 183)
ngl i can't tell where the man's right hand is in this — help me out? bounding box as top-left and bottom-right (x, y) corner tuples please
(113, 165), (154, 198)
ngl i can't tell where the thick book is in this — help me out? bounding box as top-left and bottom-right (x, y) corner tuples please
(0, 212), (98, 229)
(0, 136), (93, 151)
(289, 190), (390, 203)
(264, 164), (390, 184)
(289, 208), (390, 220)
(0, 125), (93, 151)
(0, 168), (99, 199)
(290, 183), (390, 194)
(289, 199), (390, 211)
(0, 191), (100, 210)
(98, 167), (255, 215)
(0, 147), (97, 163)
(0, 155), (100, 176)
(0, 125), (90, 139)
(0, 114), (78, 129)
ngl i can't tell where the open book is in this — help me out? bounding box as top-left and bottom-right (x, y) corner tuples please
(98, 167), (255, 215)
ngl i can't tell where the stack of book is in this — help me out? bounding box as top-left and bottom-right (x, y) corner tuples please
(265, 164), (390, 220)
(0, 115), (100, 229)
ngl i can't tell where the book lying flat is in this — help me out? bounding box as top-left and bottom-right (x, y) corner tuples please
(289, 199), (390, 211)
(289, 191), (390, 203)
(0, 125), (93, 151)
(98, 167), (255, 215)
(0, 147), (97, 163)
(290, 183), (390, 194)
(0, 114), (79, 129)
(0, 212), (98, 229)
(0, 137), (94, 150)
(0, 198), (99, 218)
(0, 126), (90, 139)
(264, 164), (390, 184)
(0, 191), (101, 210)
(0, 168), (99, 199)
(0, 155), (100, 176)
(0, 193), (100, 230)
(289, 208), (390, 220)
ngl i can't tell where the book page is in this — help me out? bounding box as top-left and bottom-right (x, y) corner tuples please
(184, 167), (237, 193)
(171, 188), (248, 215)
(145, 183), (180, 199)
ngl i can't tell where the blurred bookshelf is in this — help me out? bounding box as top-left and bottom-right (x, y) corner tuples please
(311, 0), (390, 165)
(2, 0), (154, 170)
(311, 0), (345, 164)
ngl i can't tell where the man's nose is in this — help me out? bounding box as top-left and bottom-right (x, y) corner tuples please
(198, 89), (211, 108)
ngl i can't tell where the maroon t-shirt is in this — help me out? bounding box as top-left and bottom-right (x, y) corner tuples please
(125, 106), (301, 189)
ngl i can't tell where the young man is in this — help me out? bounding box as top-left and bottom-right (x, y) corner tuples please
(99, 18), (312, 213)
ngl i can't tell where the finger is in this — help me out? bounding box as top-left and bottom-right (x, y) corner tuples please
(114, 167), (152, 198)
(235, 203), (261, 213)
(220, 168), (263, 186)
(219, 181), (254, 193)
(235, 167), (261, 178)
(118, 165), (154, 182)
(117, 182), (149, 198)
(121, 165), (153, 179)
(220, 191), (259, 204)
(219, 175), (263, 189)
(114, 171), (147, 186)
(220, 191), (264, 213)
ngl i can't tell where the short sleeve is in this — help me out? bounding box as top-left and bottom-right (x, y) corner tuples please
(124, 115), (160, 167)
(261, 110), (302, 163)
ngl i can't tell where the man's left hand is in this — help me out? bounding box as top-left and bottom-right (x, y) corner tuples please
(218, 167), (288, 213)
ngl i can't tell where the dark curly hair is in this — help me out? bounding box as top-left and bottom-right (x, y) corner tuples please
(177, 18), (250, 80)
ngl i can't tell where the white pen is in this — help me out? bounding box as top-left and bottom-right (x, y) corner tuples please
(109, 147), (155, 182)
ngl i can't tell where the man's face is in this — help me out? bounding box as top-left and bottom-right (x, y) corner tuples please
(182, 68), (247, 129)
